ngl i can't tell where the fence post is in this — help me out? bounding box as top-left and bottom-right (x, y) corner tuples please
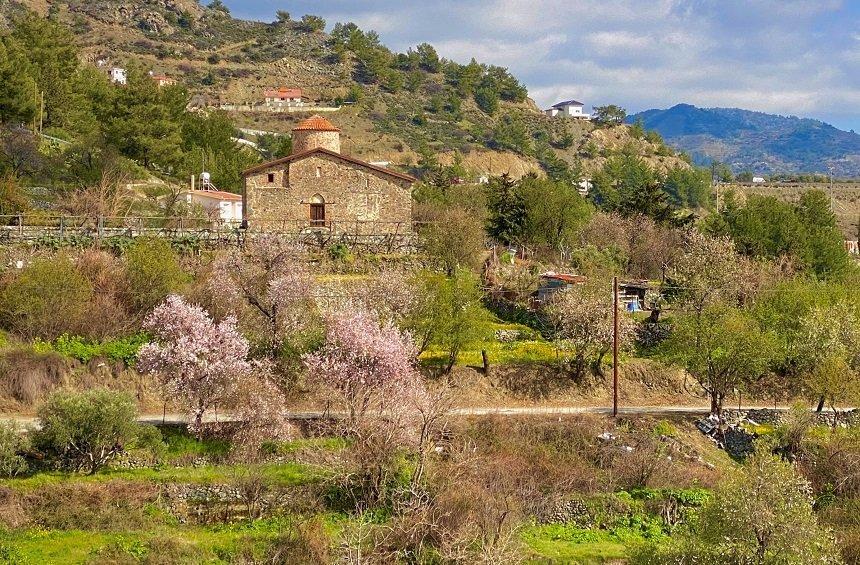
(59, 216), (65, 239)
(17, 215), (22, 238)
(97, 216), (104, 240)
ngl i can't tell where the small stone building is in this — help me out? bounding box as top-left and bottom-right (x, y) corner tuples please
(242, 115), (415, 233)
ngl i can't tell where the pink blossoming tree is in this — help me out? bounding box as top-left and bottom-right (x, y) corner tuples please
(210, 234), (315, 352)
(137, 295), (252, 436)
(303, 308), (422, 424)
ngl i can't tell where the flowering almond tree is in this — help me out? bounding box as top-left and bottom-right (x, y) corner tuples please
(303, 308), (422, 424)
(210, 234), (314, 353)
(137, 295), (251, 436)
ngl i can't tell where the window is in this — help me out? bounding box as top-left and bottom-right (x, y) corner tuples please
(316, 166), (321, 178)
(267, 172), (275, 183)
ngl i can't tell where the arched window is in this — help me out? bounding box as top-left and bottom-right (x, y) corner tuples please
(310, 194), (326, 227)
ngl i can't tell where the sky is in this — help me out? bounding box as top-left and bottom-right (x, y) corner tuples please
(224, 0), (860, 131)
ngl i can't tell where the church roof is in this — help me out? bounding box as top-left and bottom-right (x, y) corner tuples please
(292, 115), (341, 132)
(242, 147), (416, 183)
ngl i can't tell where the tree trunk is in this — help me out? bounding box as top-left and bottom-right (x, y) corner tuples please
(194, 405), (205, 439)
(481, 349), (490, 376)
(816, 395), (825, 413)
(444, 350), (457, 374)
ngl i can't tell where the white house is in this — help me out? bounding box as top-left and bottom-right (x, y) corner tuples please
(752, 176), (766, 183)
(183, 173), (243, 223)
(107, 67), (127, 85)
(264, 88), (305, 109)
(545, 100), (589, 119)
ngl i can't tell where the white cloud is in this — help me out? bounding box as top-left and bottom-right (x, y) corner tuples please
(229, 0), (860, 128)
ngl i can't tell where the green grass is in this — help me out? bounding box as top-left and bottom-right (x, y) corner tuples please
(421, 340), (559, 367)
(160, 425), (232, 459)
(419, 317), (558, 367)
(0, 462), (322, 491)
(521, 524), (630, 563)
(0, 514), (354, 564)
(261, 436), (348, 456)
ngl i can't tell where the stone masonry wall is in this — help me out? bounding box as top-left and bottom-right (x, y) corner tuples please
(244, 153), (412, 233)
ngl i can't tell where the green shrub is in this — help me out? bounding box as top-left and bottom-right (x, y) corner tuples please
(124, 237), (188, 314)
(0, 255), (93, 339)
(651, 420), (678, 438)
(0, 421), (28, 477)
(44, 333), (149, 364)
(33, 388), (141, 474)
(327, 243), (352, 263)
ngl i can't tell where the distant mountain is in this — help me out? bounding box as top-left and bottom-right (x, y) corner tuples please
(628, 104), (860, 177)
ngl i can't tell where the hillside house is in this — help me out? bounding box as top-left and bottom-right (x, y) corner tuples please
(150, 72), (176, 87)
(107, 67), (127, 85)
(242, 115), (415, 233)
(264, 88), (305, 109)
(545, 100), (590, 119)
(846, 240), (859, 255)
(182, 173), (243, 223)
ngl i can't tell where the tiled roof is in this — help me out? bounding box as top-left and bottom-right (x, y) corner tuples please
(292, 115), (340, 132)
(188, 189), (242, 202)
(264, 88), (303, 98)
(242, 147), (416, 182)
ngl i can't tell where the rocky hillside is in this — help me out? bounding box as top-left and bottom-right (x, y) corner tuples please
(5, 0), (690, 180)
(629, 104), (860, 177)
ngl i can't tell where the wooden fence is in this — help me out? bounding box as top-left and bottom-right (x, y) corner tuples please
(0, 216), (421, 252)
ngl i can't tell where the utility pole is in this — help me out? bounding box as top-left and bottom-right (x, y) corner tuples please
(711, 161), (719, 211)
(829, 166), (834, 212)
(39, 91), (44, 134)
(612, 276), (619, 417)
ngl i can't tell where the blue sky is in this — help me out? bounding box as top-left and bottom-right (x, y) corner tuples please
(224, 0), (860, 131)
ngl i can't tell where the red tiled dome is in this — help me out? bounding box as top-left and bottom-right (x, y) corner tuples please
(292, 115), (341, 132)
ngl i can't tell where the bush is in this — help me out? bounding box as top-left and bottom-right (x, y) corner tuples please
(0, 347), (70, 405)
(0, 422), (27, 477)
(124, 237), (187, 315)
(40, 333), (149, 365)
(0, 255), (93, 339)
(33, 388), (141, 474)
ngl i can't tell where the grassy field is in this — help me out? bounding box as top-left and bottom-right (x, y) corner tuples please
(0, 415), (731, 564)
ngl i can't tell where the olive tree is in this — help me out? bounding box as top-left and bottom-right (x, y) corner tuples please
(0, 421), (28, 477)
(661, 305), (776, 422)
(633, 454), (840, 564)
(0, 255), (92, 339)
(795, 302), (860, 413)
(405, 270), (490, 373)
(33, 388), (144, 474)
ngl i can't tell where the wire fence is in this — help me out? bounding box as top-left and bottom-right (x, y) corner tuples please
(0, 215), (423, 252)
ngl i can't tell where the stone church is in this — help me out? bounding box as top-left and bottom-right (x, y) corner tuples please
(242, 115), (415, 232)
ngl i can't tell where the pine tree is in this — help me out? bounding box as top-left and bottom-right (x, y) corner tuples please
(486, 174), (526, 245)
(0, 38), (36, 124)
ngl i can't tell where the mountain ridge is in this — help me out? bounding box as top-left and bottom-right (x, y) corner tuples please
(628, 104), (860, 177)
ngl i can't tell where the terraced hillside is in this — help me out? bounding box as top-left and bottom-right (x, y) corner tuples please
(3, 0), (689, 180)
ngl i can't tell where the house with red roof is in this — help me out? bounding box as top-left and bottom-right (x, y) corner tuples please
(263, 88), (306, 109)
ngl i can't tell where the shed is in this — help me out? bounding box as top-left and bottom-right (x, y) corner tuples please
(536, 272), (588, 303)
